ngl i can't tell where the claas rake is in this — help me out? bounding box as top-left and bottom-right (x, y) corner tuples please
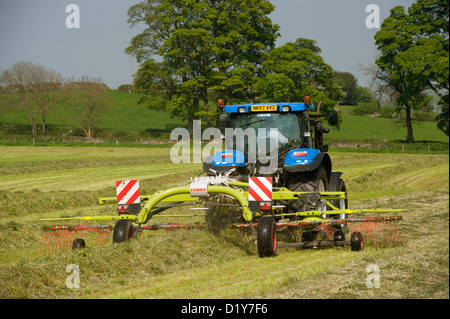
(40, 172), (404, 258)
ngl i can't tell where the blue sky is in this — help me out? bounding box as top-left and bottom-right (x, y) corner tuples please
(0, 0), (416, 89)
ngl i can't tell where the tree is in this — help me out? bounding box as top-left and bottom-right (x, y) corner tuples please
(332, 71), (360, 105)
(254, 38), (336, 111)
(65, 77), (110, 138)
(0, 61), (64, 135)
(436, 94), (449, 136)
(374, 0), (449, 142)
(32, 70), (64, 135)
(126, 0), (279, 131)
(357, 86), (374, 103)
(408, 0), (449, 136)
(253, 73), (295, 101)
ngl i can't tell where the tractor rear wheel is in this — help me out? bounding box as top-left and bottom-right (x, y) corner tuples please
(113, 219), (134, 243)
(257, 217), (278, 258)
(288, 165), (329, 213)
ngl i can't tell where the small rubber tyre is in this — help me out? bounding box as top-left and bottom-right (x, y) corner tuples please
(72, 238), (86, 250)
(350, 231), (363, 251)
(113, 219), (134, 243)
(257, 217), (278, 258)
(334, 230), (345, 242)
(301, 231), (313, 242)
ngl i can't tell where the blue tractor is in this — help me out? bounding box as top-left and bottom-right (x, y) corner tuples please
(202, 97), (348, 255)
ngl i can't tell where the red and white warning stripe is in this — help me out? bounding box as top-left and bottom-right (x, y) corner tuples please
(116, 180), (141, 205)
(248, 177), (272, 202)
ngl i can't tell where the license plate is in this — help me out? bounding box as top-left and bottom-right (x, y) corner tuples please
(251, 104), (277, 112)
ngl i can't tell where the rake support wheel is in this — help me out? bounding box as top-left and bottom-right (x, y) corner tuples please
(257, 217), (278, 258)
(350, 231), (363, 251)
(72, 238), (86, 250)
(113, 219), (134, 243)
(334, 230), (345, 242)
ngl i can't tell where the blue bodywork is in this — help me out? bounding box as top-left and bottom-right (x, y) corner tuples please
(208, 102), (322, 172)
(224, 102), (314, 114)
(210, 150), (246, 168)
(284, 148), (320, 166)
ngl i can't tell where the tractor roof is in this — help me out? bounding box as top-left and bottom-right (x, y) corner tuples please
(224, 102), (315, 114)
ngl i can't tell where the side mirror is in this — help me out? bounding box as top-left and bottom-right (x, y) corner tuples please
(327, 110), (339, 126)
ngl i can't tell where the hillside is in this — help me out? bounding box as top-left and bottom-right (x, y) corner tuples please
(0, 91), (186, 140)
(0, 92), (448, 151)
(327, 105), (448, 143)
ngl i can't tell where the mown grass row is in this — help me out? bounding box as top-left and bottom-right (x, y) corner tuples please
(0, 146), (448, 298)
(1, 189), (447, 299)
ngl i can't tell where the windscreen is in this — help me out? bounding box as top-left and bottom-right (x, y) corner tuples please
(228, 112), (302, 156)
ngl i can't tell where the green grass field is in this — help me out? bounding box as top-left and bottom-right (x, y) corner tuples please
(0, 146), (448, 299)
(327, 105), (448, 144)
(1, 91), (448, 149)
(0, 91), (186, 138)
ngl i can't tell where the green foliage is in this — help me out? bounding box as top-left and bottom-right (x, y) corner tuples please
(127, 0), (280, 127)
(436, 94), (449, 136)
(253, 73), (295, 101)
(332, 72), (360, 105)
(379, 105), (398, 119)
(350, 102), (380, 117)
(116, 84), (134, 93)
(374, 0), (449, 142)
(357, 86), (374, 103)
(255, 38), (336, 111)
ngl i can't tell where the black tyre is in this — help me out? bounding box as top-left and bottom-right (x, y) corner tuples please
(288, 165), (329, 213)
(257, 217), (278, 258)
(327, 176), (348, 223)
(301, 231), (313, 242)
(350, 231), (363, 251)
(333, 230), (345, 242)
(72, 238), (86, 250)
(113, 219), (134, 243)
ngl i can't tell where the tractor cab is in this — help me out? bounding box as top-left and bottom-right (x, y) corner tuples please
(204, 97), (337, 182)
(220, 100), (313, 157)
(225, 103), (313, 150)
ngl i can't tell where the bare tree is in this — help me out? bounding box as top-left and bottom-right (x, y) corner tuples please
(65, 76), (110, 138)
(32, 70), (64, 134)
(0, 61), (64, 135)
(362, 63), (400, 107)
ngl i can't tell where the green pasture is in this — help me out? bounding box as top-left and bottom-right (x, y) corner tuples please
(0, 91), (186, 135)
(1, 91), (448, 147)
(327, 113), (448, 143)
(0, 146), (448, 299)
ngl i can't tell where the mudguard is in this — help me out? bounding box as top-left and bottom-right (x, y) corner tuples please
(203, 150), (246, 173)
(284, 148), (332, 177)
(328, 172), (344, 191)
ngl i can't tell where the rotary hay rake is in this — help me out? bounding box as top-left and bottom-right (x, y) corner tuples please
(40, 225), (113, 254)
(40, 174), (405, 257)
